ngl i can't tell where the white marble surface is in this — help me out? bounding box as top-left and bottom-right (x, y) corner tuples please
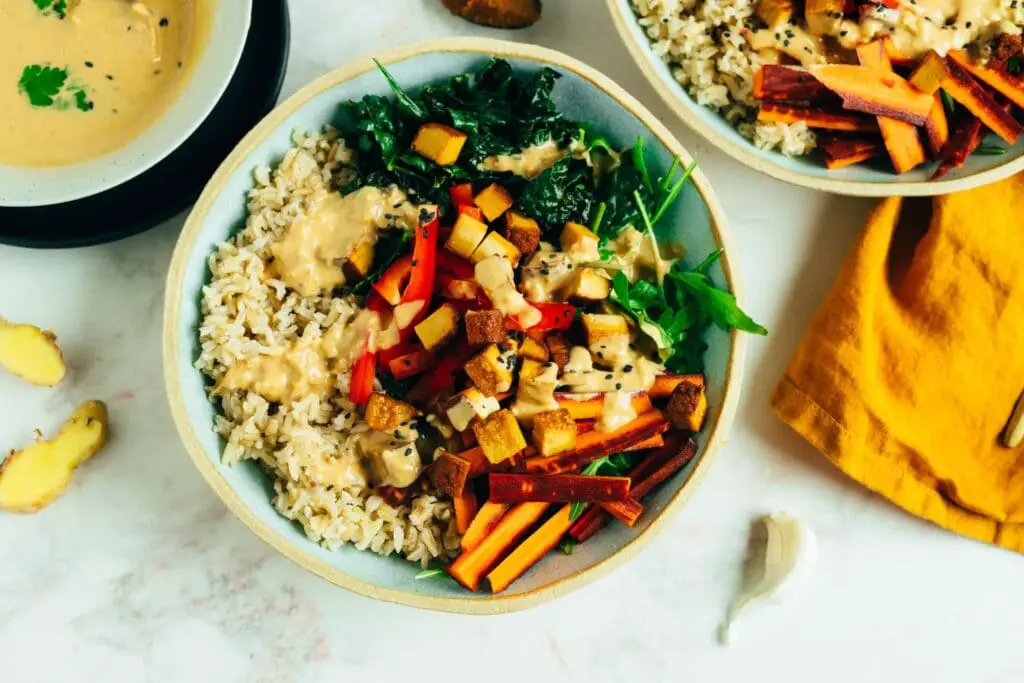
(1, 2), (1022, 681)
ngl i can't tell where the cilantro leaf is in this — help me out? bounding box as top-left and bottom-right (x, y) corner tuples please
(18, 64), (67, 107)
(73, 88), (92, 112)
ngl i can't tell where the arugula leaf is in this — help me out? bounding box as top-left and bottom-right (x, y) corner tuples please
(414, 568), (447, 580)
(18, 64), (67, 107)
(557, 539), (577, 555)
(593, 162), (648, 242)
(671, 271), (768, 335)
(568, 454), (636, 521)
(568, 501), (588, 522)
(974, 145), (1007, 156)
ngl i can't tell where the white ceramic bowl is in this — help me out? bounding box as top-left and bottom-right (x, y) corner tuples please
(0, 0), (252, 207)
(164, 38), (745, 613)
(607, 0), (1024, 196)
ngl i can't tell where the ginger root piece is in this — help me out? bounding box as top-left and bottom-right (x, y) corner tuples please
(441, 0), (542, 29)
(0, 319), (67, 387)
(0, 401), (109, 513)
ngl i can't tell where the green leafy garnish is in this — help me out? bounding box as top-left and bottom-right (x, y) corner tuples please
(974, 144), (1007, 156)
(414, 567), (447, 580)
(1008, 56), (1022, 76)
(557, 539), (577, 555)
(941, 90), (957, 116)
(18, 64), (67, 107)
(32, 0), (67, 17)
(518, 157), (594, 236)
(72, 88), (92, 112)
(611, 250), (766, 373)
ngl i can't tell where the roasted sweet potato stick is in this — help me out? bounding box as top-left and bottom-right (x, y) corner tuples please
(555, 393), (652, 420)
(521, 410), (669, 474)
(758, 102), (880, 132)
(808, 64), (935, 125)
(454, 489), (479, 535)
(753, 65), (834, 102)
(856, 41), (926, 173)
(948, 49), (1024, 109)
(448, 502), (549, 591)
(600, 438), (699, 527)
(489, 473), (632, 504)
(460, 501), (510, 552)
(487, 505), (575, 593)
(929, 55), (1023, 144)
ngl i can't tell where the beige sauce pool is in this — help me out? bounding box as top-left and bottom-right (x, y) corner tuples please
(0, 0), (210, 167)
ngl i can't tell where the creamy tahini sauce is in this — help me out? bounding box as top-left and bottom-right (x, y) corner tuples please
(479, 139), (566, 179)
(610, 227), (677, 286)
(358, 428), (423, 489)
(474, 255), (542, 328)
(218, 339), (334, 405)
(0, 0), (210, 167)
(511, 362), (561, 422)
(520, 241), (605, 302)
(270, 186), (420, 297)
(750, 0), (1017, 62)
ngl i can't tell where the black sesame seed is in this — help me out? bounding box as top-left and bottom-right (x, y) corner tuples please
(965, 20), (972, 27)
(775, 31), (781, 39)
(394, 430), (401, 438)
(567, 264), (574, 269)
(783, 39), (790, 47)
(153, 69), (162, 75)
(597, 352), (604, 359)
(785, 29), (794, 37)
(605, 374), (613, 380)
(106, 74), (115, 81)
(840, 29), (849, 36)
(615, 383), (622, 390)
(177, 61), (183, 69)
(411, 259), (419, 266)
(404, 359), (412, 367)
(623, 364), (634, 372)
(85, 61), (94, 68)
(159, 17), (169, 27)
(405, 448), (412, 456)
(540, 268), (550, 276)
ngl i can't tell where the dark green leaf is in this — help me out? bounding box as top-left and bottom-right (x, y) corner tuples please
(346, 227), (412, 295)
(517, 157), (594, 235)
(674, 271), (768, 335)
(557, 539), (577, 555)
(373, 59), (429, 121)
(973, 145), (1007, 156)
(72, 88), (91, 112)
(1008, 56), (1022, 76)
(18, 64), (67, 107)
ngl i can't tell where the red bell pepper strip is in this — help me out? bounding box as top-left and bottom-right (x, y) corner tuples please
(388, 349), (435, 380)
(349, 342), (377, 406)
(450, 183), (474, 209)
(506, 302), (576, 332)
(366, 291), (390, 313)
(429, 341), (475, 392)
(400, 206), (439, 307)
(437, 250), (475, 280)
(372, 253), (413, 306)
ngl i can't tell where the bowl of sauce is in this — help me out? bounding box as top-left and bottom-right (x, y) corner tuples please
(0, 0), (252, 207)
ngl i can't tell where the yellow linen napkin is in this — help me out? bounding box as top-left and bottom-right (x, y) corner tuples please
(771, 175), (1024, 552)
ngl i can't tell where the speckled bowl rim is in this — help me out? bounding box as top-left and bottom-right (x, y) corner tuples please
(605, 0), (1024, 197)
(163, 37), (746, 615)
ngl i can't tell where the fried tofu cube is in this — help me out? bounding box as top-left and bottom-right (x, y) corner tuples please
(582, 313), (629, 345)
(471, 231), (521, 266)
(473, 409), (527, 464)
(531, 408), (577, 457)
(519, 335), (549, 362)
(464, 343), (514, 396)
(464, 309), (506, 346)
(474, 183), (514, 222)
(546, 332), (571, 370)
(343, 240), (374, 281)
(666, 381), (709, 432)
(502, 212), (542, 257)
(519, 358), (545, 383)
(445, 388), (501, 432)
(365, 393), (420, 432)
(411, 123), (467, 166)
(561, 221), (600, 260)
(566, 268), (611, 302)
(414, 303), (460, 352)
(429, 449), (472, 497)
(446, 213), (489, 260)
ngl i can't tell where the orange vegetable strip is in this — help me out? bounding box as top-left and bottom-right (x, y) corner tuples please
(758, 102), (880, 132)
(488, 474), (632, 504)
(555, 393), (652, 420)
(623, 434), (664, 452)
(460, 501), (509, 552)
(948, 49), (1024, 110)
(601, 497), (645, 526)
(447, 502), (549, 591)
(599, 438), (699, 527)
(856, 41), (926, 174)
(458, 446), (490, 477)
(521, 411), (669, 474)
(940, 57), (1023, 144)
(454, 489), (479, 535)
(648, 374), (704, 399)
(824, 148), (883, 169)
(753, 65), (834, 102)
(487, 505), (575, 593)
(568, 506), (609, 542)
(807, 64), (934, 125)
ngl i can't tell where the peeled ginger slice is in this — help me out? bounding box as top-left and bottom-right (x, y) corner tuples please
(0, 401), (108, 513)
(0, 319), (66, 386)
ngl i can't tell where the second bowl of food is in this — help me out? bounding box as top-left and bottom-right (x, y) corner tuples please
(609, 0), (1024, 196)
(164, 37), (761, 613)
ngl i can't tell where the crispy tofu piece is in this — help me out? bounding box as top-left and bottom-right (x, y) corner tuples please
(757, 0), (794, 27)
(566, 268), (611, 302)
(365, 393), (420, 432)
(546, 332), (571, 370)
(519, 335), (549, 362)
(519, 358), (545, 383)
(474, 183), (514, 221)
(447, 212), (489, 259)
(502, 212), (542, 256)
(531, 408), (577, 457)
(666, 381), (708, 432)
(415, 303), (460, 352)
(472, 409), (527, 464)
(343, 240), (374, 281)
(465, 343), (514, 396)
(561, 221), (600, 260)
(429, 449), (472, 497)
(581, 313), (629, 345)
(805, 0), (844, 35)
(471, 231), (521, 266)
(465, 309), (506, 346)
(411, 123), (467, 165)
(445, 388), (501, 432)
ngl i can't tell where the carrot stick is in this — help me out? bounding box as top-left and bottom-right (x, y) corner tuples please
(555, 393), (652, 420)
(568, 506), (609, 542)
(457, 446), (490, 477)
(520, 410), (669, 474)
(622, 434), (664, 452)
(488, 474), (632, 504)
(447, 502), (549, 591)
(599, 438), (698, 527)
(460, 501), (509, 552)
(487, 505), (574, 593)
(453, 489), (478, 535)
(601, 497), (645, 526)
